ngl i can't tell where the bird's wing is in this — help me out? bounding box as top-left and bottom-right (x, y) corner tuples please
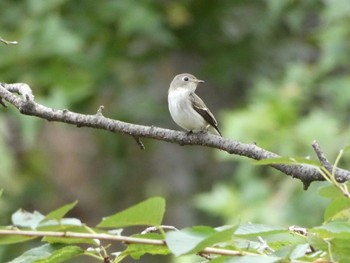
(190, 93), (222, 136)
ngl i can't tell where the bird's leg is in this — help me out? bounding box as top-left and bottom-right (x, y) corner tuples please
(198, 129), (209, 135)
(186, 130), (194, 135)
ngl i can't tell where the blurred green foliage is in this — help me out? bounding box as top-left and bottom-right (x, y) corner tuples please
(1, 0), (350, 262)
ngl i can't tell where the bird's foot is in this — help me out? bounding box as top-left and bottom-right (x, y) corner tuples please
(186, 130), (194, 136)
(186, 130), (207, 136)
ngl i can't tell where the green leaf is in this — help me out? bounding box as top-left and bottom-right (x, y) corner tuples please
(42, 226), (98, 245)
(311, 221), (350, 238)
(43, 236), (98, 245)
(234, 224), (286, 237)
(43, 201), (78, 222)
(330, 208), (350, 222)
(318, 185), (346, 199)
(213, 255), (281, 263)
(308, 233), (350, 262)
(324, 198), (350, 222)
(307, 234), (328, 252)
(35, 245), (83, 263)
(274, 243), (310, 260)
(342, 144), (350, 153)
(0, 227), (37, 245)
(8, 244), (82, 263)
(254, 157), (320, 166)
(97, 197), (165, 228)
(124, 233), (170, 259)
(165, 226), (215, 256)
(195, 226), (236, 252)
(262, 233), (306, 252)
(38, 218), (82, 230)
(11, 209), (45, 229)
(166, 226), (236, 256)
(289, 243), (311, 259)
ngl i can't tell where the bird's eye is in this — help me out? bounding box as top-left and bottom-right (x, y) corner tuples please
(182, 76), (189, 81)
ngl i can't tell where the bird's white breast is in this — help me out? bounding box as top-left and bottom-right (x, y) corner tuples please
(168, 88), (207, 132)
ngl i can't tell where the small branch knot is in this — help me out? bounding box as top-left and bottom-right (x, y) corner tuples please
(96, 105), (105, 116)
(134, 137), (145, 150)
(19, 100), (36, 114)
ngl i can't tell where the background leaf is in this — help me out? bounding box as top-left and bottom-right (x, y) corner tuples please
(165, 226), (216, 256)
(97, 197), (165, 228)
(42, 201), (78, 222)
(124, 233), (170, 259)
(11, 210), (45, 230)
(8, 244), (82, 263)
(234, 224), (286, 237)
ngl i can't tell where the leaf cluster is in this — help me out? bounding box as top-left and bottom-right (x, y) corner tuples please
(1, 188), (350, 263)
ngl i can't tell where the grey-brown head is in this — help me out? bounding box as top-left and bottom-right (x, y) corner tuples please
(169, 73), (204, 93)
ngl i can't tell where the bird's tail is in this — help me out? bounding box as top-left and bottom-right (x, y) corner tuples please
(208, 126), (222, 137)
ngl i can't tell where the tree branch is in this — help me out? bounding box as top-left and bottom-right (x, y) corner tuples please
(1, 83), (350, 189)
(0, 229), (248, 257)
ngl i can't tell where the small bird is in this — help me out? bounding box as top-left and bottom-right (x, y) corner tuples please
(168, 73), (222, 136)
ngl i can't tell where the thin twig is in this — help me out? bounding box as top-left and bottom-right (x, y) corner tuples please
(288, 225), (308, 236)
(312, 141), (350, 197)
(312, 140), (333, 172)
(141, 225), (179, 234)
(0, 229), (165, 245)
(257, 236), (274, 253)
(0, 37), (18, 45)
(0, 229), (250, 257)
(133, 137), (145, 150)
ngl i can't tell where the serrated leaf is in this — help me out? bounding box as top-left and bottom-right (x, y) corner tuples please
(195, 226), (236, 252)
(307, 234), (327, 251)
(217, 255), (281, 263)
(210, 256), (226, 263)
(165, 226), (215, 256)
(309, 234), (350, 262)
(274, 243), (310, 260)
(125, 233), (170, 259)
(329, 238), (350, 261)
(342, 144), (350, 152)
(42, 226), (98, 245)
(318, 221), (350, 233)
(265, 233), (306, 252)
(234, 224), (286, 237)
(166, 226), (236, 256)
(318, 185), (346, 199)
(11, 209), (45, 229)
(254, 157), (320, 166)
(8, 244), (55, 263)
(290, 243), (310, 259)
(43, 236), (98, 245)
(0, 228), (36, 245)
(43, 201), (78, 222)
(35, 245), (83, 263)
(311, 221), (350, 237)
(97, 197), (165, 228)
(8, 244), (82, 263)
(331, 208), (350, 222)
(324, 198), (350, 222)
(39, 218), (82, 230)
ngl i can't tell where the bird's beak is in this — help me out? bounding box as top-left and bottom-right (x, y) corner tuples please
(194, 79), (204, 84)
